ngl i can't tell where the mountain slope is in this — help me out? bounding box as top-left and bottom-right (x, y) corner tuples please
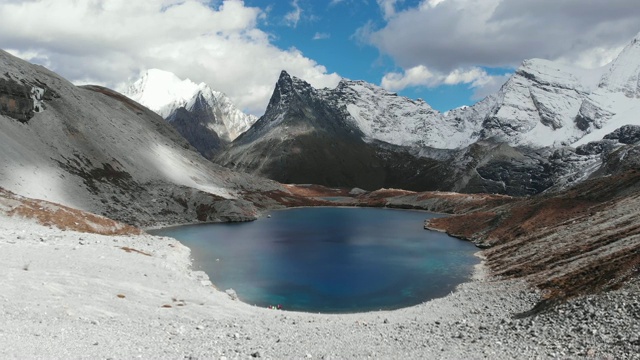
(0, 50), (290, 226)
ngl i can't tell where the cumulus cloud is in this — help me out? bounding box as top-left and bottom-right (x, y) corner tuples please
(381, 65), (510, 100)
(0, 0), (340, 115)
(368, 0), (640, 72)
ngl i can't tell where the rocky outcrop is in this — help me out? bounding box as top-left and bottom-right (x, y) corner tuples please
(0, 78), (34, 122)
(0, 77), (55, 123)
(603, 124), (640, 144)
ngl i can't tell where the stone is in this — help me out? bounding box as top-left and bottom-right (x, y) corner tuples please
(225, 289), (238, 301)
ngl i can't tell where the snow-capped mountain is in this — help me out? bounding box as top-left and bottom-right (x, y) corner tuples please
(478, 59), (605, 147)
(275, 32), (640, 151)
(216, 71), (451, 191)
(573, 35), (640, 145)
(214, 32), (640, 195)
(330, 49), (638, 150)
(124, 69), (200, 118)
(124, 69), (257, 142)
(323, 80), (482, 149)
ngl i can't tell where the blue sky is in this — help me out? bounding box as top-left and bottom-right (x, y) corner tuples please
(1, 0), (639, 115)
(244, 0), (500, 111)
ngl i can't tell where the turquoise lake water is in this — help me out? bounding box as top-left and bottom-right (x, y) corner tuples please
(150, 207), (478, 313)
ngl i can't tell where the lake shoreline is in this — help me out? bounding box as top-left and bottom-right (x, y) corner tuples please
(152, 206), (477, 314)
(2, 211), (637, 358)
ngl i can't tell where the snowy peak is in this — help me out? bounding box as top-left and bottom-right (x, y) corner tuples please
(124, 69), (200, 118)
(517, 59), (602, 93)
(182, 85), (258, 142)
(264, 70), (319, 115)
(124, 69), (257, 142)
(328, 79), (465, 148)
(255, 32), (640, 151)
(598, 33), (640, 97)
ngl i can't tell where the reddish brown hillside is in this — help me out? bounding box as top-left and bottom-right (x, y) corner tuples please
(0, 188), (141, 235)
(427, 170), (640, 307)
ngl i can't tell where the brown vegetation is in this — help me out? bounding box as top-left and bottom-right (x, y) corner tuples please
(426, 170), (640, 308)
(242, 189), (334, 208)
(0, 188), (141, 235)
(285, 184), (350, 198)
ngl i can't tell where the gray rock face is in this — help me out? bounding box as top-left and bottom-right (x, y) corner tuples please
(575, 140), (618, 156)
(0, 78), (34, 122)
(602, 144), (640, 175)
(215, 71), (453, 191)
(0, 78), (56, 123)
(603, 125), (640, 144)
(166, 104), (225, 159)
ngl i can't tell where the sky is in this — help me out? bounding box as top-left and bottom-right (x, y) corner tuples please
(1, 0), (639, 115)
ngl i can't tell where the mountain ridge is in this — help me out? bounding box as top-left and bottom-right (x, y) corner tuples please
(213, 33), (640, 195)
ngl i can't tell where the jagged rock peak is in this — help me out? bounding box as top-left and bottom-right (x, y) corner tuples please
(277, 70), (292, 83)
(265, 70), (315, 113)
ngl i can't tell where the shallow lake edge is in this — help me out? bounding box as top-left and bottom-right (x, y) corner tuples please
(147, 205), (489, 315)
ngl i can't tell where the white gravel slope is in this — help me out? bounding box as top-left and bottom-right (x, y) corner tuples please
(1, 214), (638, 359)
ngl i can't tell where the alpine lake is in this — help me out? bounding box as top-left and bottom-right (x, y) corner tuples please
(150, 207), (479, 313)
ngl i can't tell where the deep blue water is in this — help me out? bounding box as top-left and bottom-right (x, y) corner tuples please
(150, 207), (478, 313)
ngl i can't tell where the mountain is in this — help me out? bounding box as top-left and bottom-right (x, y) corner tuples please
(124, 69), (257, 157)
(329, 48), (637, 150)
(216, 71), (452, 191)
(321, 79), (484, 149)
(214, 33), (640, 195)
(213, 71), (586, 194)
(0, 50), (298, 227)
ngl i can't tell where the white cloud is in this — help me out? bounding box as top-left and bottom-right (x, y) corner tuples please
(364, 0), (640, 103)
(557, 46), (626, 70)
(421, 0), (449, 9)
(470, 74), (511, 100)
(284, 0), (302, 28)
(381, 65), (510, 100)
(367, 0), (640, 72)
(313, 32), (331, 40)
(377, 0), (402, 20)
(0, 0), (340, 115)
